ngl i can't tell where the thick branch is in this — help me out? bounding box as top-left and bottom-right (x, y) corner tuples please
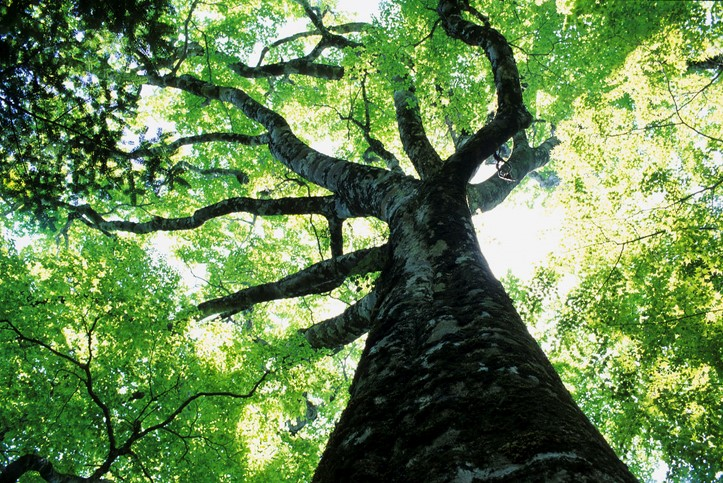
(198, 245), (388, 317)
(688, 54), (723, 72)
(297, 0), (328, 33)
(147, 73), (406, 220)
(437, 0), (532, 183)
(71, 196), (342, 234)
(302, 290), (378, 349)
(393, 79), (443, 179)
(230, 59), (344, 80)
(0, 454), (110, 483)
(468, 131), (559, 213)
(328, 217), (344, 258)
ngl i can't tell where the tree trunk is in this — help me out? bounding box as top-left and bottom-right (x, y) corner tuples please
(313, 179), (637, 482)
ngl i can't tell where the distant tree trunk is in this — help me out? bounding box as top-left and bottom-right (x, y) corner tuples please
(313, 178), (637, 482)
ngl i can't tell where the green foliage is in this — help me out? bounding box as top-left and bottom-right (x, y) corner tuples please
(0, 0), (179, 230)
(0, 228), (357, 480)
(2, 0), (722, 480)
(508, 2), (723, 474)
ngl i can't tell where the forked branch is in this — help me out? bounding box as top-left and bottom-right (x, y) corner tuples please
(0, 315), (270, 482)
(338, 75), (402, 172)
(229, 1), (362, 81)
(147, 73), (404, 220)
(437, 0), (532, 183)
(468, 129), (559, 212)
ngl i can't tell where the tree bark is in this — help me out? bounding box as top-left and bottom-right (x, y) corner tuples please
(313, 178), (637, 482)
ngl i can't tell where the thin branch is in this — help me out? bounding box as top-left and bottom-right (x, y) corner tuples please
(198, 244), (388, 317)
(170, 0), (201, 76)
(4, 318), (117, 478)
(335, 75), (401, 172)
(169, 161), (251, 185)
(69, 195), (342, 235)
(669, 176), (723, 207)
(4, 318), (84, 369)
(605, 65), (721, 140)
(256, 22), (369, 66)
(659, 307), (723, 326)
(230, 3), (361, 81)
(606, 60), (723, 141)
(128, 451), (154, 482)
(135, 371), (269, 441)
(0, 323), (269, 481)
(130, 132), (270, 159)
(412, 19), (441, 48)
(661, 63), (723, 144)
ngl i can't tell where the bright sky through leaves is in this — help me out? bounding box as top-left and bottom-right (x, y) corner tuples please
(1, 0), (721, 481)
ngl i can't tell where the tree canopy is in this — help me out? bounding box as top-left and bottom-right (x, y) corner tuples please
(1, 0), (721, 481)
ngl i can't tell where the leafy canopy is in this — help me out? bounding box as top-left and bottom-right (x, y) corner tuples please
(1, 0), (722, 481)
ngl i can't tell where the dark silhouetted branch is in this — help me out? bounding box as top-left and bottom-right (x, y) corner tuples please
(70, 196), (340, 234)
(0, 454), (110, 483)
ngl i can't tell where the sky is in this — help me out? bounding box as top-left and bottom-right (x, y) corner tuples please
(337, 0), (382, 21)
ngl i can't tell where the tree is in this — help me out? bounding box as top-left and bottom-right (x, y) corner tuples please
(1, 0), (720, 481)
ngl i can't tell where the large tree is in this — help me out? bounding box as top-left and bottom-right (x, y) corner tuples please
(1, 0), (720, 481)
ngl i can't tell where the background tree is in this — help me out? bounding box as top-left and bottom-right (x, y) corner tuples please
(1, 0), (721, 481)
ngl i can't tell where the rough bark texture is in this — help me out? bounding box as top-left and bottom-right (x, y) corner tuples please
(312, 177), (637, 482)
(468, 131), (560, 213)
(149, 3), (635, 479)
